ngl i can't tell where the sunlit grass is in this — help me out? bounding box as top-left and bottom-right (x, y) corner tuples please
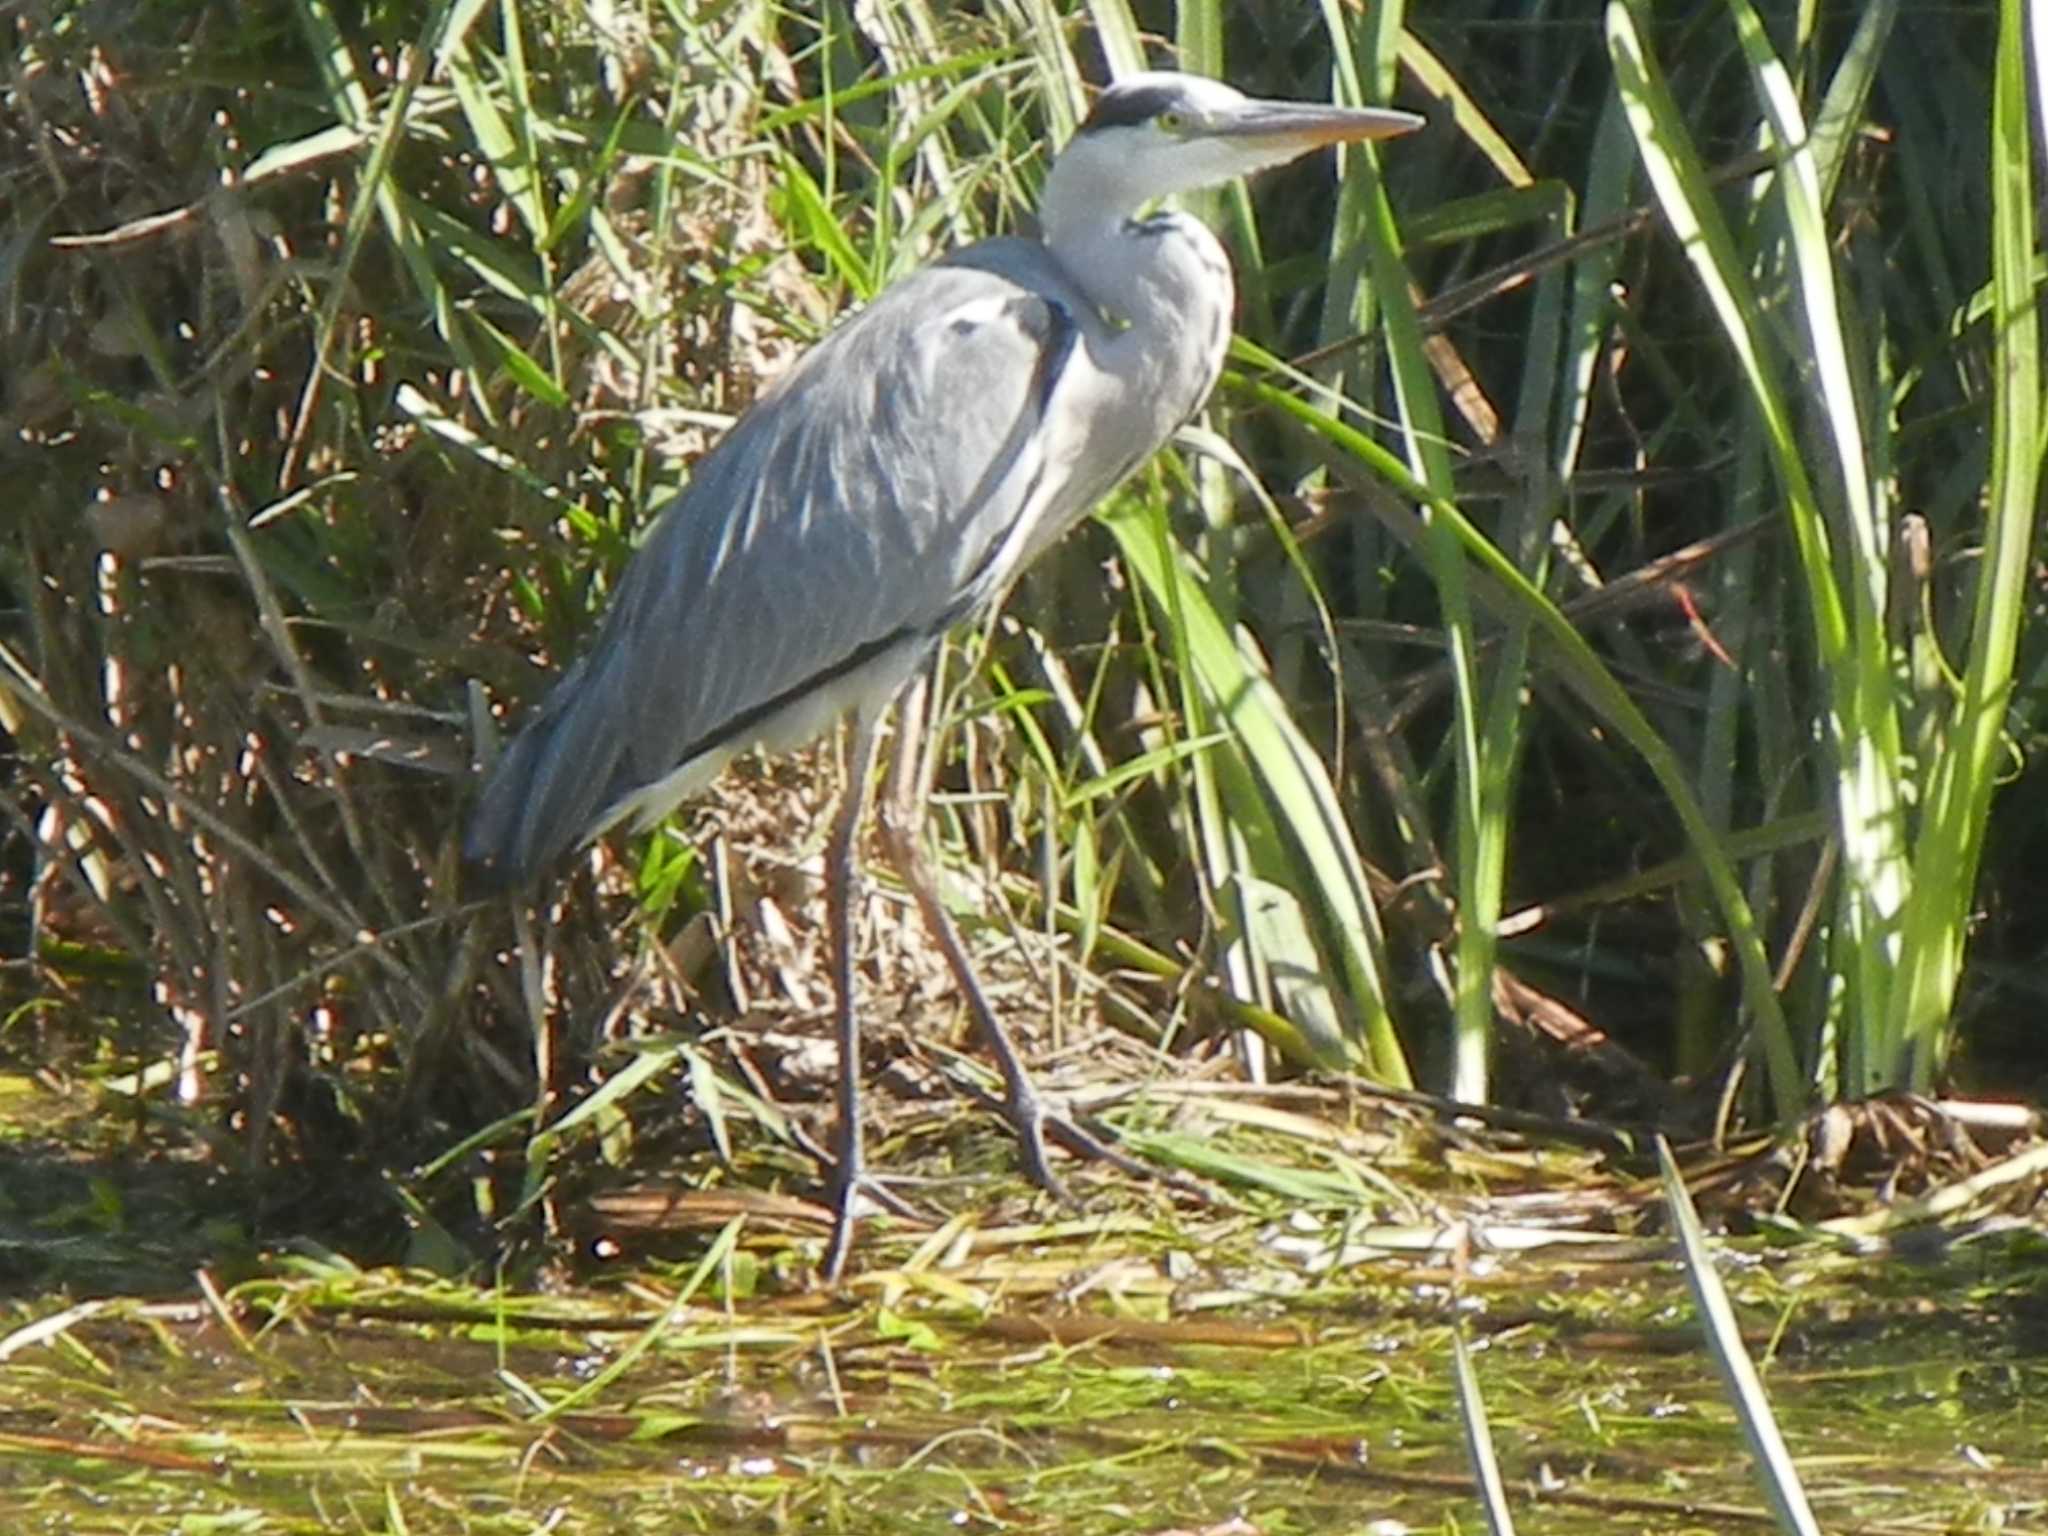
(0, 1188), (2041, 1534)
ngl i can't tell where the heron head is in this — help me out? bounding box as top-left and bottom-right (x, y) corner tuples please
(1044, 71), (1422, 228)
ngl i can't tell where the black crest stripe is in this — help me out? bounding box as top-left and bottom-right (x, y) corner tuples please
(1080, 82), (1185, 134)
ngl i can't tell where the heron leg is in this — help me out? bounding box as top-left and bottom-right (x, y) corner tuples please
(881, 677), (1164, 1200)
(821, 711), (885, 1284)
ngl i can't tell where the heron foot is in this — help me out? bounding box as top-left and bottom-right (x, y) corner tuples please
(819, 1115), (924, 1284)
(964, 1073), (1212, 1208)
(821, 1157), (865, 1284)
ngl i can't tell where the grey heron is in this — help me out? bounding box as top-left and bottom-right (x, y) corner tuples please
(463, 71), (1422, 1278)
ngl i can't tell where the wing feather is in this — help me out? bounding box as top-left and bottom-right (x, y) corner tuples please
(463, 248), (1090, 887)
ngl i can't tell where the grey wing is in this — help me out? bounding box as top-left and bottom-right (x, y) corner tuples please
(462, 255), (1083, 889)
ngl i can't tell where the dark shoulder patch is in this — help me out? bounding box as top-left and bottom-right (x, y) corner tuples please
(1080, 80), (1185, 134)
(1026, 297), (1078, 416)
(999, 292), (1060, 349)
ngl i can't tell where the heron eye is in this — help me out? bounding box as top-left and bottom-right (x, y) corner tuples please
(1156, 109), (1188, 134)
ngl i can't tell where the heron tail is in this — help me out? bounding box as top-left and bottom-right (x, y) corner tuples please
(460, 660), (625, 896)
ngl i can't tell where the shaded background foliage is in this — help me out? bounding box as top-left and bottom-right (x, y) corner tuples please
(2, 0), (2043, 1259)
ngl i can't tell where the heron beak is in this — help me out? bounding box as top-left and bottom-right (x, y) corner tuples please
(1216, 100), (1425, 150)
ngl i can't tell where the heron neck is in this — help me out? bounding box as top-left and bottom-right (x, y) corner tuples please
(1041, 194), (1232, 343)
(1038, 154), (1235, 436)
